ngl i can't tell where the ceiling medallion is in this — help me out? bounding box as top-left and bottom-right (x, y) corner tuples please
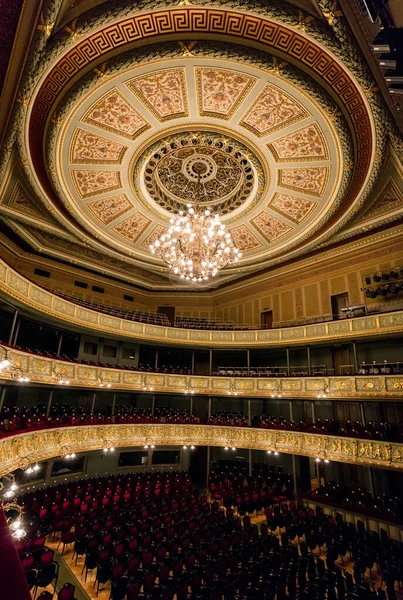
(142, 132), (257, 216)
(150, 160), (241, 282)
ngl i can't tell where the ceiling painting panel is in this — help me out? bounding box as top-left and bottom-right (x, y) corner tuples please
(195, 67), (257, 119)
(268, 192), (317, 225)
(83, 88), (151, 140)
(70, 128), (128, 164)
(251, 212), (293, 243)
(268, 123), (329, 162)
(126, 68), (188, 121)
(240, 82), (310, 137)
(277, 166), (330, 198)
(112, 213), (152, 244)
(70, 170), (122, 199)
(230, 225), (263, 253)
(85, 194), (133, 226)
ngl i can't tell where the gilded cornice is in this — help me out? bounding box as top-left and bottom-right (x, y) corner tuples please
(2, 259), (403, 348)
(1, 424), (403, 477)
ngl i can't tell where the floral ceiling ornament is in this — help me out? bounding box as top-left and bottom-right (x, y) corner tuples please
(150, 160), (241, 282)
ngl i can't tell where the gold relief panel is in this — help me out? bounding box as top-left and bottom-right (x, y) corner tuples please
(327, 320), (350, 335)
(168, 376), (186, 388)
(54, 298), (75, 317)
(122, 372), (142, 385)
(211, 331), (233, 342)
(386, 378), (403, 391)
(167, 329), (188, 340)
(100, 370), (121, 384)
(380, 313), (403, 328)
(212, 378), (231, 390)
(281, 327), (305, 340)
(7, 272), (29, 295)
(352, 317), (377, 332)
(305, 379), (326, 391)
(356, 378), (381, 392)
(189, 330), (210, 341)
(77, 308), (98, 323)
(99, 315), (120, 329)
(144, 325), (165, 337)
(234, 331), (256, 342)
(329, 378), (352, 392)
(281, 379), (302, 391)
(306, 324), (327, 338)
(77, 367), (98, 381)
(235, 379), (254, 391)
(31, 358), (52, 376)
(257, 330), (280, 342)
(149, 374), (165, 386)
(122, 321), (144, 334)
(31, 287), (52, 308)
(0, 263), (6, 281)
(256, 379), (278, 391)
(190, 377), (209, 388)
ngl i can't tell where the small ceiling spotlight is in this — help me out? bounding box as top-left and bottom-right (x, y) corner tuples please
(231, 447), (236, 451)
(224, 446), (229, 451)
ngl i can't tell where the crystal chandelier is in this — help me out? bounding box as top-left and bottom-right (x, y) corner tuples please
(150, 162), (242, 282)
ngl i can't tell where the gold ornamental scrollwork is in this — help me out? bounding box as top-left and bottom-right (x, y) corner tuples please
(0, 425), (403, 474)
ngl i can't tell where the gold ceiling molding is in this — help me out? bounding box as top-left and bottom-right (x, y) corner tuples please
(2, 258), (403, 347)
(2, 347), (403, 399)
(1, 424), (403, 477)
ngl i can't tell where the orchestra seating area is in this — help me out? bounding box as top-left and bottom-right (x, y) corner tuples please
(17, 469), (403, 600)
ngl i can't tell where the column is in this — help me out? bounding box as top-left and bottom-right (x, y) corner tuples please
(191, 352), (195, 375)
(359, 402), (366, 425)
(292, 454), (298, 500)
(206, 446), (211, 489)
(368, 467), (375, 497)
(155, 349), (159, 371)
(12, 318), (20, 346)
(56, 334), (63, 357)
(248, 449), (252, 477)
(289, 400), (293, 421)
(90, 392), (97, 415)
(208, 397), (212, 420)
(46, 390), (53, 417)
(189, 395), (193, 417)
(353, 342), (359, 373)
(111, 394), (117, 418)
(209, 350), (213, 376)
(247, 399), (251, 426)
(311, 401), (316, 423)
(286, 348), (290, 376)
(151, 395), (156, 416)
(307, 346), (311, 376)
(8, 308), (18, 345)
(247, 350), (250, 376)
(0, 387), (6, 414)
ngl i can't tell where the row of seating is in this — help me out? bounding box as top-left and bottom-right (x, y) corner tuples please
(0, 405), (199, 436)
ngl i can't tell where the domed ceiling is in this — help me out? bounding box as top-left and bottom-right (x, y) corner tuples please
(1, 0), (402, 291)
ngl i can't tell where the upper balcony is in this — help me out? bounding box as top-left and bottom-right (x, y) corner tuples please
(2, 259), (403, 349)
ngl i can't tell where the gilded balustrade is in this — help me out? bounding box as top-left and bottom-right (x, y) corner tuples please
(1, 424), (403, 477)
(1, 348), (403, 398)
(2, 260), (403, 348)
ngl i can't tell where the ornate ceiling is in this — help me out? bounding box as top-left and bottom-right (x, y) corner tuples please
(0, 0), (403, 291)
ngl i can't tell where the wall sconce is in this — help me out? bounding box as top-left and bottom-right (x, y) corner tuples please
(317, 385), (330, 399)
(142, 375), (153, 391)
(271, 382), (282, 398)
(0, 345), (11, 370)
(227, 382), (238, 396)
(54, 369), (70, 385)
(60, 446), (76, 460)
(98, 377), (111, 388)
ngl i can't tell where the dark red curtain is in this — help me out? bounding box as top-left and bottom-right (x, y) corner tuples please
(0, 508), (31, 600)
